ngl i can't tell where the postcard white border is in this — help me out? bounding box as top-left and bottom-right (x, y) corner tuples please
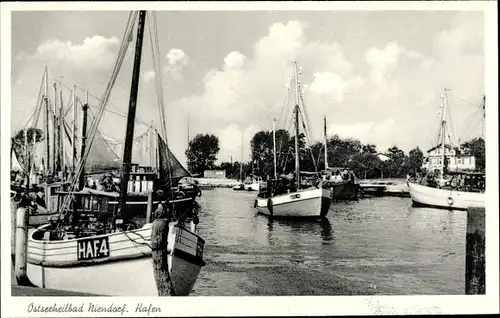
(1, 1), (498, 317)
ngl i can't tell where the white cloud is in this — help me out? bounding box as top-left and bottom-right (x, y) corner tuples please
(329, 119), (410, 152)
(173, 20), (359, 140)
(164, 48), (189, 80)
(365, 42), (405, 87)
(32, 36), (120, 71)
(215, 124), (261, 164)
(224, 51), (246, 70)
(434, 12), (484, 60)
(308, 71), (366, 104)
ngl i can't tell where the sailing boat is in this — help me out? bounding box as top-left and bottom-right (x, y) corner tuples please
(10, 66), (126, 227)
(407, 89), (485, 210)
(243, 160), (264, 191)
(233, 131), (246, 191)
(320, 116), (359, 201)
(255, 62), (332, 218)
(25, 11), (205, 296)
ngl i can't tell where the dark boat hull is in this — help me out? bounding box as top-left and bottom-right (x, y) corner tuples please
(328, 182), (359, 200)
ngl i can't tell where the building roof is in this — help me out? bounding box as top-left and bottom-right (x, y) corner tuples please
(427, 143), (454, 153)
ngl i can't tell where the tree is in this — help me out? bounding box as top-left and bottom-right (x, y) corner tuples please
(461, 137), (485, 171)
(250, 129), (300, 177)
(362, 144), (377, 154)
(326, 135), (362, 168)
(185, 134), (220, 174)
(407, 147), (424, 174)
(11, 128), (45, 170)
(385, 146), (408, 178)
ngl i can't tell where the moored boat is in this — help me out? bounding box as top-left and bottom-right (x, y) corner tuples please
(27, 193), (204, 296)
(407, 89), (485, 210)
(255, 187), (331, 218)
(320, 117), (359, 201)
(408, 171), (485, 210)
(24, 10), (205, 296)
(255, 62), (332, 218)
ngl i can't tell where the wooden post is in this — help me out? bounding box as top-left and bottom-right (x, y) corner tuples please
(465, 207), (485, 294)
(146, 191), (153, 223)
(78, 103), (88, 191)
(15, 197), (34, 286)
(11, 200), (18, 263)
(151, 217), (175, 296)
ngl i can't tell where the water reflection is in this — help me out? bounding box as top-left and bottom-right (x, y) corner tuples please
(266, 217), (333, 243)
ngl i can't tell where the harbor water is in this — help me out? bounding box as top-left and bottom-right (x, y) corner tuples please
(191, 188), (466, 296)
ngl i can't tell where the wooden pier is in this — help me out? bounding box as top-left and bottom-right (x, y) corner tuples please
(358, 180), (410, 198)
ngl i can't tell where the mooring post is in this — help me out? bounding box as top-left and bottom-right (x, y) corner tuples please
(146, 191), (153, 223)
(11, 199), (18, 263)
(465, 207), (485, 294)
(15, 196), (34, 286)
(151, 214), (176, 296)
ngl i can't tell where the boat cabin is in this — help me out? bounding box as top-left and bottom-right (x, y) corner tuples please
(321, 167), (357, 184)
(40, 189), (121, 240)
(442, 172), (485, 193)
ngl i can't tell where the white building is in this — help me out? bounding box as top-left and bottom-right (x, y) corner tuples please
(422, 144), (476, 172)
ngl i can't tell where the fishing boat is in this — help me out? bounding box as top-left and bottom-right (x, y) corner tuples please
(319, 116), (359, 200)
(10, 65), (125, 227)
(11, 57), (201, 228)
(407, 89), (485, 210)
(255, 62), (332, 218)
(234, 132), (249, 191)
(244, 176), (264, 191)
(25, 10), (205, 296)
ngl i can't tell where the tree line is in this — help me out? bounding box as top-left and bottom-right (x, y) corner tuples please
(185, 131), (485, 180)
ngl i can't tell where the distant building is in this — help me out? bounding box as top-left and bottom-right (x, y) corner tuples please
(377, 153), (391, 162)
(203, 169), (226, 179)
(422, 143), (476, 172)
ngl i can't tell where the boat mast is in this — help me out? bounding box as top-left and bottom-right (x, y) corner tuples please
(59, 85), (65, 176)
(187, 114), (190, 146)
(44, 66), (50, 176)
(78, 103), (88, 190)
(482, 95), (485, 139)
(72, 84), (77, 170)
(240, 130), (244, 181)
(119, 10), (146, 216)
(324, 115), (328, 170)
(273, 118), (277, 179)
(294, 61), (300, 188)
(440, 88), (448, 180)
(53, 82), (60, 175)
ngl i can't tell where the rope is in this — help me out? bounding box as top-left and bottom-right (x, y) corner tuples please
(21, 69), (46, 131)
(56, 11), (139, 223)
(147, 12), (175, 203)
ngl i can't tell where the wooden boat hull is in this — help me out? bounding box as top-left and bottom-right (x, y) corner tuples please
(255, 188), (332, 218)
(26, 222), (204, 296)
(407, 181), (485, 210)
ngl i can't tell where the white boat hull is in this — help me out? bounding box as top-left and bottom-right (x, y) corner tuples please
(244, 182), (261, 191)
(255, 188), (332, 218)
(407, 182), (485, 210)
(26, 222), (205, 296)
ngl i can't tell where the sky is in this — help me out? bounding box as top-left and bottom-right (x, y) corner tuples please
(11, 10), (485, 166)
